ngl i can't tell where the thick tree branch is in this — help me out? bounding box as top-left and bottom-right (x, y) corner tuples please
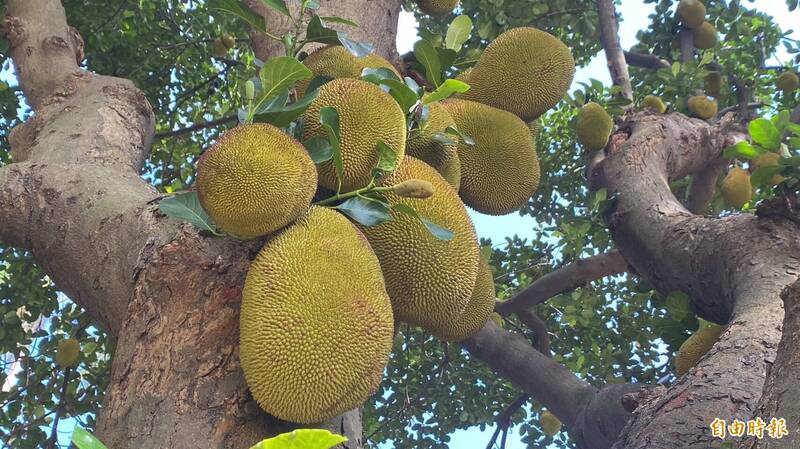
(623, 51), (670, 70)
(595, 0), (633, 100)
(685, 157), (726, 214)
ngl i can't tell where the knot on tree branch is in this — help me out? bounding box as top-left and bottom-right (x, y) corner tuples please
(756, 194), (800, 227)
(572, 383), (652, 449)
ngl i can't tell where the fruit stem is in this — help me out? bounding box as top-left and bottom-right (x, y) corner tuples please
(314, 182), (393, 206)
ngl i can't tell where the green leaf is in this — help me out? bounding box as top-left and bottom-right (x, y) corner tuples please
(749, 118), (781, 150)
(445, 15), (473, 51)
(253, 88), (319, 127)
(334, 197), (392, 227)
(321, 16), (359, 27)
(71, 428), (109, 449)
(303, 136), (333, 163)
(751, 165), (783, 187)
(423, 78), (470, 104)
(392, 204), (454, 240)
(665, 291), (691, 320)
(306, 74), (334, 93)
(319, 106), (344, 190)
(380, 79), (420, 113)
(252, 429), (347, 449)
(258, 56), (312, 103)
(258, 0), (290, 17)
(430, 132), (457, 145)
(159, 192), (222, 236)
(337, 33), (374, 57)
(723, 140), (763, 160)
(374, 140), (398, 173)
(414, 40), (442, 87)
(306, 16), (340, 45)
(445, 125), (474, 145)
(361, 67), (402, 83)
(208, 0), (265, 33)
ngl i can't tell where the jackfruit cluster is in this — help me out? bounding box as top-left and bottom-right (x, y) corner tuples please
(55, 338), (80, 369)
(297, 45), (400, 97)
(676, 0), (706, 29)
(444, 99), (540, 215)
(414, 0), (459, 17)
(575, 102), (614, 151)
(705, 71), (723, 97)
(540, 410), (562, 437)
(196, 124), (317, 238)
(777, 71), (799, 93)
(431, 253), (496, 342)
(407, 102), (462, 190)
(720, 166), (752, 209)
(641, 95), (667, 114)
(752, 152), (785, 186)
(462, 27), (575, 121)
(687, 95), (717, 120)
(693, 22), (718, 49)
(303, 78), (407, 192)
(674, 319), (724, 376)
(240, 206), (394, 424)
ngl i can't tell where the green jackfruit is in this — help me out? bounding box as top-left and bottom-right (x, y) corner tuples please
(674, 319), (724, 376)
(720, 166), (752, 208)
(752, 152), (785, 186)
(415, 0), (459, 17)
(642, 95), (667, 113)
(705, 71), (723, 97)
(240, 206), (394, 424)
(431, 254), (496, 342)
(687, 95), (717, 119)
(55, 338), (80, 368)
(358, 157), (480, 331)
(527, 119), (540, 141)
(693, 22), (717, 49)
(211, 38), (228, 57)
(777, 71), (799, 93)
(462, 27), (575, 121)
(455, 67), (472, 84)
(221, 34), (236, 50)
(303, 78), (407, 192)
(540, 410), (562, 436)
(297, 45), (401, 98)
(407, 102), (462, 190)
(444, 99), (540, 215)
(676, 0), (706, 29)
(196, 124), (317, 238)
(491, 312), (504, 328)
(575, 102), (613, 151)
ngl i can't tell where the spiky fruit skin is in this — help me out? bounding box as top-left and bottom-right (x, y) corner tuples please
(462, 27), (575, 121)
(687, 95), (717, 120)
(676, 0), (706, 29)
(721, 167), (752, 209)
(752, 152), (785, 185)
(196, 124), (317, 238)
(642, 95), (667, 113)
(303, 79), (406, 192)
(407, 102), (462, 190)
(491, 312), (504, 328)
(455, 67), (472, 84)
(297, 46), (401, 98)
(55, 338), (80, 368)
(444, 99), (540, 215)
(240, 206), (394, 424)
(415, 0), (459, 17)
(705, 71), (723, 97)
(776, 71), (799, 93)
(575, 102), (613, 151)
(431, 255), (496, 342)
(359, 157), (480, 331)
(540, 411), (562, 436)
(693, 22), (717, 49)
(674, 321), (724, 376)
(527, 119), (540, 141)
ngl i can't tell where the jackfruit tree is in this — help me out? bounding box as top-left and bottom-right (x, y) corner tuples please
(0, 1), (799, 449)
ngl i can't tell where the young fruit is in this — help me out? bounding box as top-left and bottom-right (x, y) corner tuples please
(720, 167), (752, 209)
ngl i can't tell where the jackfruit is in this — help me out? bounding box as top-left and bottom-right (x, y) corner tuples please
(687, 95), (717, 119)
(752, 152), (785, 186)
(642, 95), (667, 113)
(211, 38), (228, 57)
(431, 254), (496, 342)
(415, 0), (459, 17)
(462, 27), (575, 121)
(674, 319), (724, 376)
(527, 119), (540, 141)
(196, 124), (317, 238)
(455, 67), (472, 84)
(720, 166), (752, 208)
(575, 102), (614, 151)
(303, 78), (407, 192)
(55, 338), (80, 368)
(776, 71), (799, 93)
(358, 157), (480, 331)
(693, 22), (717, 49)
(540, 410), (562, 436)
(705, 71), (723, 97)
(240, 206), (394, 424)
(491, 312), (504, 328)
(407, 102), (462, 190)
(297, 45), (401, 98)
(444, 99), (540, 215)
(221, 34), (236, 50)
(676, 0), (706, 29)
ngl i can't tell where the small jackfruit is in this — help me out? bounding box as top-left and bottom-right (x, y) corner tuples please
(196, 124), (317, 238)
(302, 78), (407, 192)
(575, 102), (614, 151)
(444, 99), (540, 215)
(687, 95), (717, 120)
(462, 27), (575, 121)
(358, 157), (480, 331)
(240, 206), (394, 424)
(693, 22), (717, 49)
(55, 338), (80, 368)
(752, 152), (785, 186)
(674, 319), (724, 376)
(221, 34), (236, 50)
(415, 0), (459, 17)
(392, 179), (436, 199)
(540, 410), (562, 436)
(407, 102), (462, 190)
(720, 166), (752, 208)
(297, 45), (401, 98)
(705, 71), (723, 97)
(431, 254), (496, 342)
(776, 71), (799, 93)
(211, 38), (228, 57)
(642, 95), (667, 113)
(676, 0), (706, 29)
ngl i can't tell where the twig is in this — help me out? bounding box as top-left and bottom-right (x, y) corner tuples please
(484, 395), (529, 449)
(45, 367), (73, 449)
(517, 309), (551, 356)
(716, 102), (763, 117)
(154, 115), (237, 139)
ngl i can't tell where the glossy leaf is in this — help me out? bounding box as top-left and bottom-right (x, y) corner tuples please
(392, 204), (454, 240)
(424, 79), (470, 104)
(445, 15), (473, 51)
(304, 136), (333, 163)
(335, 197), (392, 227)
(159, 192), (222, 236)
(319, 106), (344, 189)
(252, 429), (347, 449)
(259, 57), (313, 102)
(253, 88), (319, 127)
(71, 428), (109, 449)
(749, 118), (781, 150)
(208, 0), (265, 32)
(723, 141), (763, 160)
(258, 0), (290, 17)
(414, 40), (443, 87)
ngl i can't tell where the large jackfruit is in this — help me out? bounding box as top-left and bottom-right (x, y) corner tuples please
(444, 99), (540, 215)
(415, 0), (459, 17)
(55, 338), (80, 368)
(407, 102), (462, 190)
(642, 95), (667, 113)
(674, 319), (724, 376)
(693, 22), (718, 49)
(358, 157), (480, 331)
(676, 0), (706, 29)
(777, 71), (799, 93)
(720, 166), (752, 209)
(431, 254), (496, 342)
(705, 71), (723, 97)
(197, 124), (317, 238)
(527, 119), (540, 141)
(575, 102), (613, 151)
(303, 78), (407, 192)
(687, 95), (717, 119)
(297, 45), (401, 98)
(462, 27), (575, 121)
(240, 206), (394, 424)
